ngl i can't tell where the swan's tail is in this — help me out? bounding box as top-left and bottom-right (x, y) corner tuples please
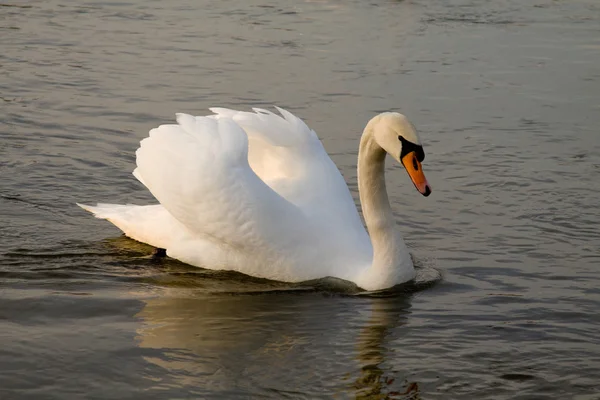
(77, 203), (182, 249)
(77, 203), (133, 219)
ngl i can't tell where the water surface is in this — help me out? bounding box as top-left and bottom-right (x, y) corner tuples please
(1, 0), (600, 398)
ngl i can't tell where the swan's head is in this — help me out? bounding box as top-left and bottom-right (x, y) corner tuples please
(371, 112), (431, 197)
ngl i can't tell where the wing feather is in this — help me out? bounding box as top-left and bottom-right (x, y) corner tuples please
(134, 114), (304, 250)
(209, 108), (363, 230)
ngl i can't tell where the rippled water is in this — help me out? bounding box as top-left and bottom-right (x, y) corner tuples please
(2, 0), (600, 398)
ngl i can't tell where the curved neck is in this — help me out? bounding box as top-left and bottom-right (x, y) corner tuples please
(357, 126), (413, 285)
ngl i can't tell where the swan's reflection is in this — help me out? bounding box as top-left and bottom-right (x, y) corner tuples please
(136, 284), (418, 397)
(353, 296), (420, 399)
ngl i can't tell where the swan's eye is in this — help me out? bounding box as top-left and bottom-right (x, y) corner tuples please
(416, 147), (425, 162)
(398, 136), (425, 162)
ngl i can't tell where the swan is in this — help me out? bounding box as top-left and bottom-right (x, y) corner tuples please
(78, 107), (431, 291)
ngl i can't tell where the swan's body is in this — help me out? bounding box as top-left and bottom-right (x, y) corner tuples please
(79, 108), (430, 291)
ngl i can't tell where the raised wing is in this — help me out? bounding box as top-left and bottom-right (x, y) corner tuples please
(209, 108), (363, 230)
(133, 114), (306, 251)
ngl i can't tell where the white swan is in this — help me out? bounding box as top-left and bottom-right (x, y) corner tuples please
(79, 107), (431, 291)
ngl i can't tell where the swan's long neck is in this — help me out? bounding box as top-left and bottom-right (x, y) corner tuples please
(357, 125), (414, 287)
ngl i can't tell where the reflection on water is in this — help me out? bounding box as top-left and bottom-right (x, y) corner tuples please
(136, 288), (420, 398)
(353, 298), (417, 399)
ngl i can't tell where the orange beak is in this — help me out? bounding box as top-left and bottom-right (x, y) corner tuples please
(401, 151), (431, 197)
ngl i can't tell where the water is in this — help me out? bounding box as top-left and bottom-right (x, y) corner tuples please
(1, 0), (599, 398)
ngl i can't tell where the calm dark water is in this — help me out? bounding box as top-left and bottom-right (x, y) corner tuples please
(2, 0), (600, 398)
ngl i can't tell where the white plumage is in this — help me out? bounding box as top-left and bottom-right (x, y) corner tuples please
(79, 107), (431, 290)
